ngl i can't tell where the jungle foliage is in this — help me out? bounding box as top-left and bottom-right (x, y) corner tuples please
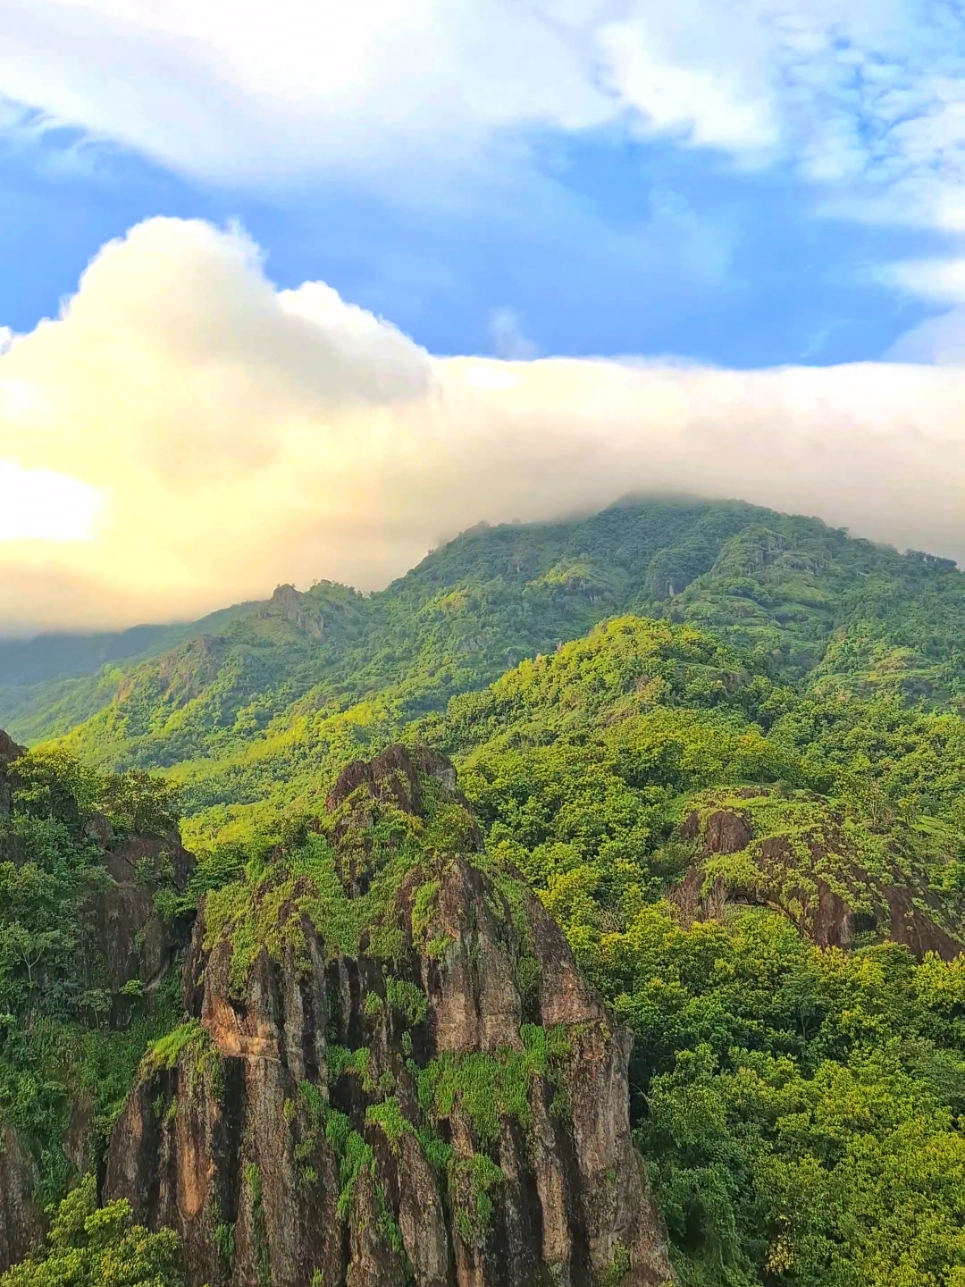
(2, 499), (965, 1284)
(0, 750), (182, 1202)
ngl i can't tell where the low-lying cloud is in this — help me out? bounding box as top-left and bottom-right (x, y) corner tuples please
(1, 216), (964, 635)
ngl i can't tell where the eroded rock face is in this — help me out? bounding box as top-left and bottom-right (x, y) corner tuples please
(883, 885), (964, 960)
(94, 832), (196, 994)
(0, 726), (195, 1270)
(0, 1126), (43, 1273)
(106, 746), (673, 1287)
(0, 732), (25, 861)
(0, 731), (23, 814)
(680, 808), (751, 856)
(674, 794), (964, 960)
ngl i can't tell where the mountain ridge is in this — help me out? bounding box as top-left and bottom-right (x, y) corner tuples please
(5, 494), (964, 753)
(3, 496), (961, 851)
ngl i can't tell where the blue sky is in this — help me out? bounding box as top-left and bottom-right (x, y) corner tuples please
(0, 112), (953, 368)
(2, 0), (965, 368)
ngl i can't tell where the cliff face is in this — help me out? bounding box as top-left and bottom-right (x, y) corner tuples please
(674, 789), (963, 960)
(105, 745), (673, 1287)
(0, 1126), (43, 1274)
(0, 731), (24, 863)
(0, 729), (195, 1271)
(94, 826), (196, 996)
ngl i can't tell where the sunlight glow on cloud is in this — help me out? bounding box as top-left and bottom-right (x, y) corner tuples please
(0, 460), (102, 541)
(0, 217), (964, 633)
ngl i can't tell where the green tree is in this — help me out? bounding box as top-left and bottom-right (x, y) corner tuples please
(0, 1175), (184, 1287)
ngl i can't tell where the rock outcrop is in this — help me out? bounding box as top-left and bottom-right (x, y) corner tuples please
(0, 736), (43, 1267)
(93, 827), (196, 995)
(0, 1126), (44, 1273)
(674, 789), (964, 960)
(0, 731), (25, 863)
(105, 745), (673, 1287)
(0, 731), (23, 815)
(0, 727), (195, 1270)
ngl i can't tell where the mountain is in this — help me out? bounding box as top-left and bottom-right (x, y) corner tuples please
(0, 734), (674, 1287)
(0, 495), (964, 1287)
(4, 496), (964, 848)
(0, 601), (258, 746)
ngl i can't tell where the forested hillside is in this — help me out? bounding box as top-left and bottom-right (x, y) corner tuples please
(3, 497), (962, 848)
(1, 497), (964, 1286)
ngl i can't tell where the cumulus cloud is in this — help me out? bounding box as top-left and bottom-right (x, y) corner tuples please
(1, 216), (965, 634)
(0, 461), (102, 540)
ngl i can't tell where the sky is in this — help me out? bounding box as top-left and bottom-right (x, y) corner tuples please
(2, 0), (965, 632)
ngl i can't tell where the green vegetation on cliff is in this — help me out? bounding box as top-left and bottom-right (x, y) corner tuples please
(0, 1175), (184, 1287)
(0, 745), (184, 1203)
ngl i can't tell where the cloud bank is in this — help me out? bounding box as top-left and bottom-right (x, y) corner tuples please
(1, 216), (964, 634)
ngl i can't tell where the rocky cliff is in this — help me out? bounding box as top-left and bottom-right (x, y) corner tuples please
(0, 730), (195, 1271)
(673, 788), (964, 960)
(105, 745), (673, 1287)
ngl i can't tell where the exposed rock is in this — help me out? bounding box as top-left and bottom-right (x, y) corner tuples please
(94, 833), (195, 994)
(670, 869), (729, 926)
(0, 731), (24, 831)
(328, 743), (461, 824)
(0, 731), (23, 767)
(84, 811), (115, 848)
(64, 1092), (98, 1179)
(680, 809), (752, 855)
(106, 746), (673, 1287)
(264, 584), (326, 640)
(755, 836), (855, 950)
(327, 743), (482, 895)
(0, 1126), (44, 1272)
(884, 886), (964, 961)
(673, 792), (963, 960)
(119, 635), (227, 709)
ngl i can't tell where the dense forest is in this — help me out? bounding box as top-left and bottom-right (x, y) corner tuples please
(0, 497), (963, 1286)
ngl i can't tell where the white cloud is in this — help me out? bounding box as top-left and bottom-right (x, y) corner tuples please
(1, 217), (965, 633)
(2, 0), (965, 236)
(882, 258), (965, 305)
(598, 12), (778, 153)
(0, 460), (102, 540)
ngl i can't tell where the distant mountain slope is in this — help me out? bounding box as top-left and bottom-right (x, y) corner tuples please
(0, 624), (174, 687)
(0, 601), (260, 743)
(4, 497), (964, 842)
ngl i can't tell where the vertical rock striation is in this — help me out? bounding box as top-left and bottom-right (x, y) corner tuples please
(105, 745), (673, 1286)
